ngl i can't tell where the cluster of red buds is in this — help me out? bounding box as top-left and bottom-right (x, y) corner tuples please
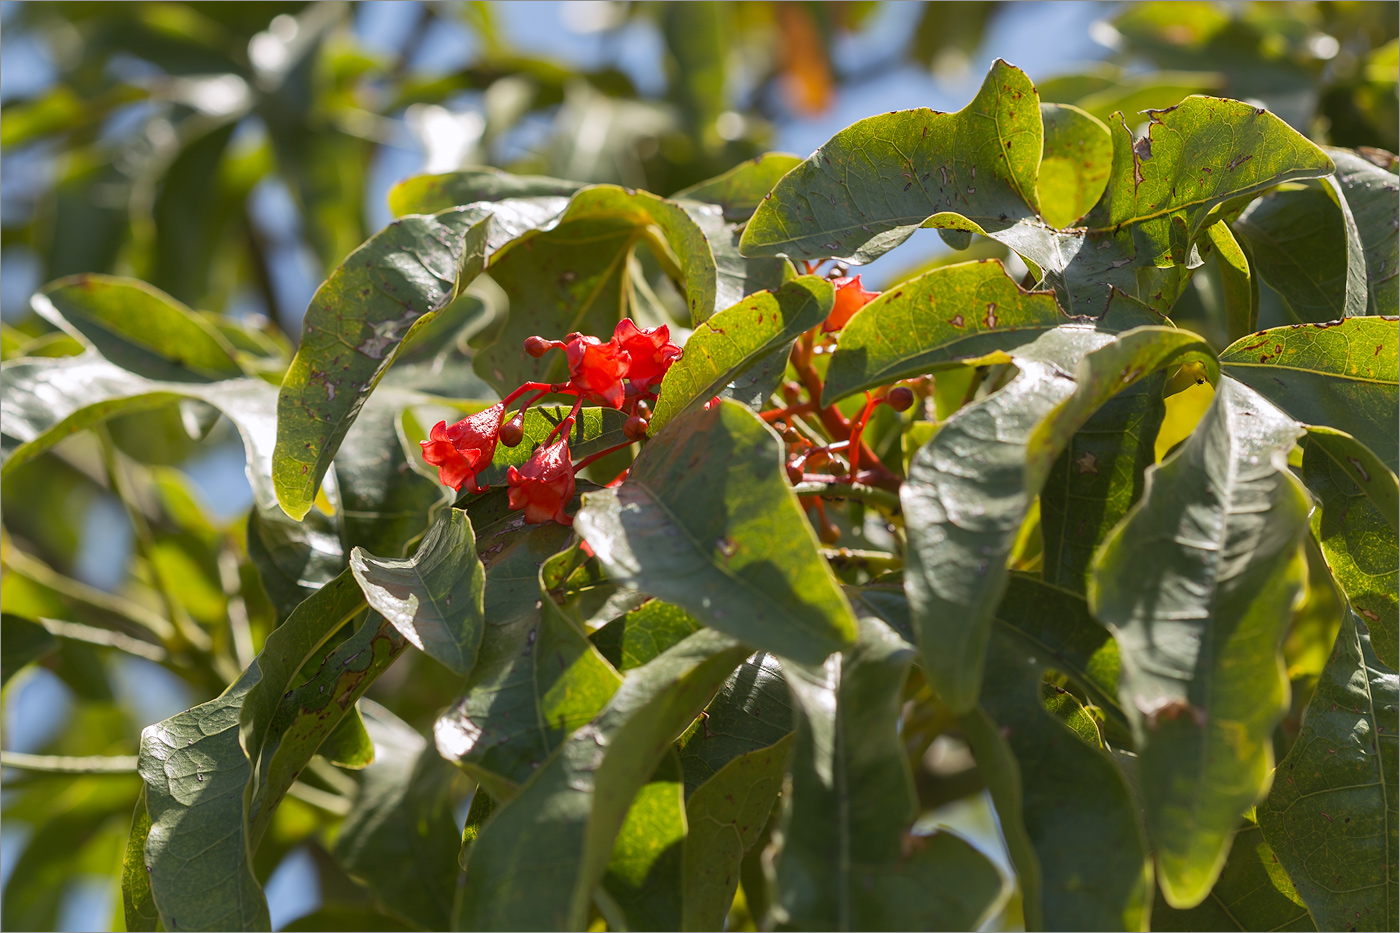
(420, 319), (683, 525)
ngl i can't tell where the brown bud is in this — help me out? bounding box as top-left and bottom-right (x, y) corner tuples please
(786, 461), (804, 485)
(885, 386), (915, 412)
(781, 426), (801, 444)
(498, 416), (525, 447)
(819, 522), (842, 545)
(523, 335), (553, 358)
(781, 382), (802, 404)
(805, 449), (830, 470)
(624, 415), (650, 442)
(633, 399), (651, 417)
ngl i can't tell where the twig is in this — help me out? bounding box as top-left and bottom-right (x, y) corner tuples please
(1, 542), (174, 642)
(38, 617), (167, 663)
(1, 751), (138, 775)
(792, 480), (902, 512)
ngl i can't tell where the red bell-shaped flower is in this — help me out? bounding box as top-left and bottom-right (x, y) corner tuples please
(419, 403), (503, 492)
(613, 319), (682, 392)
(821, 275), (880, 333)
(564, 334), (631, 409)
(507, 437), (576, 525)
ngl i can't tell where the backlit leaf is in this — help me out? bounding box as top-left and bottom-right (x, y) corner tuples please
(1037, 103), (1112, 229)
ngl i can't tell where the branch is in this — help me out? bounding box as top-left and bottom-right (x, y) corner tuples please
(792, 480), (902, 512)
(1, 751), (138, 775)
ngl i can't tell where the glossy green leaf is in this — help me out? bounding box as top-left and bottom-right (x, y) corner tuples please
(675, 651), (794, 796)
(740, 59), (1044, 266)
(137, 571), (366, 931)
(1206, 219), (1257, 341)
(771, 615), (1003, 930)
(0, 354), (280, 511)
(650, 276), (831, 432)
(1153, 818), (1313, 932)
(387, 166), (580, 216)
(31, 274), (242, 382)
(673, 153), (802, 222)
(274, 207), (492, 521)
(1, 613), (58, 686)
(473, 186), (718, 392)
(1089, 377), (1311, 908)
(602, 751), (687, 931)
(576, 399), (857, 666)
(820, 259), (1068, 405)
(349, 507), (485, 675)
(1219, 317), (1399, 471)
(903, 324), (1215, 714)
(1328, 148), (1400, 316)
(1037, 103), (1112, 229)
(434, 505), (621, 797)
(1232, 182), (1355, 322)
(962, 576), (1150, 931)
(1258, 611), (1397, 932)
(681, 733), (793, 931)
(591, 599), (703, 671)
(456, 629), (751, 930)
(334, 701), (460, 931)
(679, 199), (792, 323)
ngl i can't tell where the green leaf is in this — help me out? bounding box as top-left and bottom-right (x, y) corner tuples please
(1303, 430), (1399, 670)
(739, 59), (1044, 266)
(821, 259), (1072, 405)
(0, 354), (281, 511)
(1153, 817), (1313, 932)
(434, 509), (621, 796)
(246, 501), (345, 622)
(576, 399), (857, 666)
(387, 167), (580, 216)
(274, 207), (492, 521)
(591, 599), (703, 671)
(319, 705), (375, 770)
(334, 701), (461, 931)
(650, 276), (832, 433)
(350, 507), (485, 676)
(602, 751), (687, 931)
(673, 153), (803, 222)
(676, 651), (794, 796)
(1037, 103), (1112, 229)
(1088, 377), (1312, 908)
(679, 200), (792, 324)
(903, 325), (1215, 713)
(1327, 148), (1399, 315)
(1232, 182), (1355, 322)
(137, 569), (367, 930)
(1219, 317), (1399, 471)
(1, 614), (58, 687)
(962, 576), (1150, 931)
(771, 616), (1003, 930)
(681, 733), (793, 931)
(1206, 219), (1257, 341)
(121, 787), (161, 933)
(31, 274), (243, 382)
(473, 186), (718, 392)
(456, 629), (752, 930)
(1258, 611), (1397, 932)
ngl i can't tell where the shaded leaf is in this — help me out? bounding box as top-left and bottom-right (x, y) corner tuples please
(903, 324), (1215, 713)
(31, 274), (242, 382)
(1327, 148), (1400, 316)
(1037, 103), (1112, 229)
(1232, 182), (1354, 322)
(121, 787), (161, 933)
(962, 576), (1150, 931)
(274, 207), (492, 520)
(675, 651), (794, 797)
(1219, 317), (1399, 471)
(679, 200), (791, 323)
(350, 507), (485, 675)
(576, 399), (857, 666)
(434, 507), (621, 797)
(1088, 377), (1311, 908)
(334, 701), (460, 930)
(387, 166), (580, 216)
(591, 599), (702, 672)
(650, 276), (831, 433)
(456, 629), (752, 930)
(602, 751), (687, 931)
(1206, 219), (1257, 341)
(1258, 611), (1397, 932)
(771, 615), (1003, 930)
(673, 153), (803, 222)
(1, 613), (58, 687)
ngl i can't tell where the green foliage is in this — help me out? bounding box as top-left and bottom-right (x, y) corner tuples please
(2, 5), (1397, 932)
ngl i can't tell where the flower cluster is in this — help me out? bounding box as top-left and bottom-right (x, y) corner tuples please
(420, 319), (683, 524)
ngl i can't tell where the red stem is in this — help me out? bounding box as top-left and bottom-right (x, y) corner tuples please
(546, 396), (586, 443)
(572, 440), (635, 474)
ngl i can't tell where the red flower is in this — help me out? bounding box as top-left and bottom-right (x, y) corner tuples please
(507, 437), (576, 525)
(564, 334), (631, 409)
(420, 403), (503, 492)
(613, 319), (682, 392)
(821, 275), (880, 333)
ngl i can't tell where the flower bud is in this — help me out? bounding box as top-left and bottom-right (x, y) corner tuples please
(524, 335), (553, 358)
(786, 461), (804, 485)
(499, 415), (525, 447)
(885, 386), (915, 412)
(819, 521), (842, 545)
(805, 449), (830, 470)
(781, 426), (801, 444)
(624, 415), (649, 442)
